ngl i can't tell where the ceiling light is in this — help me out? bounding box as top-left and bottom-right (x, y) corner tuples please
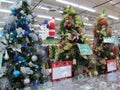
(0, 9), (11, 13)
(56, 0), (96, 12)
(108, 15), (119, 20)
(1, 0), (14, 4)
(0, 28), (3, 30)
(37, 15), (62, 21)
(84, 23), (93, 26)
(0, 22), (5, 24)
(39, 6), (49, 11)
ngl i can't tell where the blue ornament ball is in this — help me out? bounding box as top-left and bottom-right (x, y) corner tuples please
(27, 49), (31, 53)
(13, 70), (20, 77)
(35, 65), (39, 69)
(22, 42), (27, 48)
(24, 30), (29, 36)
(33, 80), (39, 87)
(13, 54), (19, 61)
(10, 7), (16, 12)
(5, 25), (11, 31)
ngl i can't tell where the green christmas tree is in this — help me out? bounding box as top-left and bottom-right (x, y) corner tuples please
(0, 0), (47, 89)
(93, 10), (119, 74)
(57, 5), (97, 76)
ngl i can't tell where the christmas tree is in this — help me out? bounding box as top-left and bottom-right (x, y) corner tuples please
(93, 10), (119, 74)
(57, 5), (97, 76)
(0, 0), (47, 89)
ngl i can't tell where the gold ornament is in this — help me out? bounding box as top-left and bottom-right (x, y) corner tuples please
(110, 52), (114, 56)
(73, 59), (77, 65)
(90, 59), (95, 64)
(83, 55), (88, 59)
(100, 60), (106, 65)
(88, 71), (92, 77)
(105, 57), (108, 60)
(96, 30), (99, 33)
(116, 57), (119, 60)
(93, 70), (98, 76)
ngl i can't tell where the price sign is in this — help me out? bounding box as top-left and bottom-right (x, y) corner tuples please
(77, 44), (93, 55)
(103, 37), (115, 43)
(52, 61), (72, 81)
(106, 59), (117, 72)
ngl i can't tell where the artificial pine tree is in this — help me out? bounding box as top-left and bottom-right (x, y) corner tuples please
(93, 10), (119, 74)
(57, 5), (97, 76)
(0, 0), (47, 89)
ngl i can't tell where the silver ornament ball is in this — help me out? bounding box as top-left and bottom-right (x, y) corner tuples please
(31, 55), (38, 62)
(24, 78), (30, 85)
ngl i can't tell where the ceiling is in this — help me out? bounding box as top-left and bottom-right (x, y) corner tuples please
(0, 0), (120, 39)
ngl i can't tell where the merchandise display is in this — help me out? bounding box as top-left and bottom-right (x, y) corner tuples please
(0, 0), (47, 89)
(57, 5), (97, 76)
(0, 0), (120, 89)
(93, 10), (120, 74)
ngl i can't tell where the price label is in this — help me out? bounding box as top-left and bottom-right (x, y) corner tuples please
(106, 59), (117, 72)
(77, 44), (93, 55)
(52, 61), (72, 81)
(103, 37), (115, 43)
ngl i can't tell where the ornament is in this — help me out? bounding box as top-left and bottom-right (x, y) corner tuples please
(13, 70), (20, 77)
(35, 65), (40, 70)
(28, 61), (35, 67)
(13, 54), (19, 61)
(66, 55), (69, 59)
(116, 57), (119, 60)
(4, 50), (9, 60)
(37, 48), (45, 57)
(93, 70), (98, 76)
(24, 77), (30, 85)
(31, 55), (38, 62)
(33, 80), (39, 87)
(100, 60), (106, 65)
(73, 59), (76, 65)
(22, 42), (27, 48)
(24, 30), (29, 36)
(20, 67), (33, 75)
(110, 52), (114, 56)
(20, 10), (24, 14)
(29, 33), (38, 41)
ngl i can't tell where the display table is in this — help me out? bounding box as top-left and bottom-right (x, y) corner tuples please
(7, 71), (120, 90)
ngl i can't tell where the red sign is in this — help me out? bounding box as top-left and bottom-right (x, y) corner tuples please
(106, 59), (117, 72)
(51, 61), (72, 81)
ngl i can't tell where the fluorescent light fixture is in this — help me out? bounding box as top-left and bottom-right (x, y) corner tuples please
(108, 15), (119, 20)
(1, 0), (14, 4)
(39, 6), (49, 11)
(56, 0), (96, 12)
(84, 23), (93, 26)
(0, 22), (5, 24)
(37, 15), (62, 21)
(0, 9), (11, 13)
(0, 28), (3, 30)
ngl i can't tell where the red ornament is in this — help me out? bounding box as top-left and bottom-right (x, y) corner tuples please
(99, 21), (106, 25)
(112, 46), (119, 54)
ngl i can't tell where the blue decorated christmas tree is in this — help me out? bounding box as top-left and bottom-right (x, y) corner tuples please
(0, 0), (47, 89)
